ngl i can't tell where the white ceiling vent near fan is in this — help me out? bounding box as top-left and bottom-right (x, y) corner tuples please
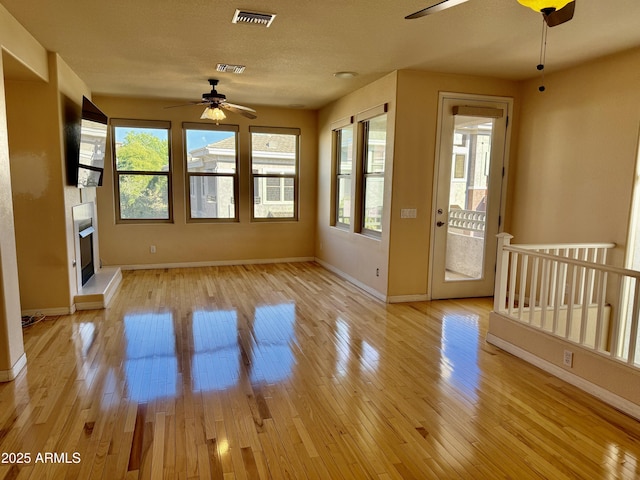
(232, 9), (276, 27)
(216, 64), (246, 74)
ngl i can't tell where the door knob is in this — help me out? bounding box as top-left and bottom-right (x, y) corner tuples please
(436, 221), (445, 227)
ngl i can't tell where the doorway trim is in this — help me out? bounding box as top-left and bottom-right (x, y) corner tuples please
(428, 92), (514, 299)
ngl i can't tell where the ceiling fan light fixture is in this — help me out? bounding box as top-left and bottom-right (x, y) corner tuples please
(201, 106), (226, 124)
(517, 0), (572, 13)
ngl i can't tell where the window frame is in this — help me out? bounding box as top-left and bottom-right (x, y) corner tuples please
(250, 126), (300, 222)
(332, 118), (355, 230)
(358, 105), (388, 237)
(111, 118), (173, 224)
(183, 122), (240, 223)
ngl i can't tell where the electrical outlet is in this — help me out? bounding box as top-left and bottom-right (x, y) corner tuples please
(150, 245), (156, 254)
(376, 268), (380, 277)
(563, 350), (573, 367)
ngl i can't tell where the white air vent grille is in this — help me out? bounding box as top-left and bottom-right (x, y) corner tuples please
(216, 63), (246, 74)
(232, 9), (276, 27)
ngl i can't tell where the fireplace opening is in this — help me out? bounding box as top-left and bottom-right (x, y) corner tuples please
(79, 220), (95, 286)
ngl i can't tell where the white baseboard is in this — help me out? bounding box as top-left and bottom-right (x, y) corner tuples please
(314, 258), (387, 302)
(21, 306), (74, 317)
(486, 332), (640, 421)
(0, 353), (27, 382)
(388, 294), (430, 303)
(118, 256), (315, 271)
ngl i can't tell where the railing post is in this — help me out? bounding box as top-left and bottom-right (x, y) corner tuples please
(494, 233), (514, 312)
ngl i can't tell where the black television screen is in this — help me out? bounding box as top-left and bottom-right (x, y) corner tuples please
(77, 97), (108, 188)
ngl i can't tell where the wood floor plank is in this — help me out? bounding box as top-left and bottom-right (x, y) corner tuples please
(0, 262), (638, 479)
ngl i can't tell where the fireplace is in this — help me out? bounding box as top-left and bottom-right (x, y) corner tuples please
(73, 202), (98, 290)
(79, 220), (95, 285)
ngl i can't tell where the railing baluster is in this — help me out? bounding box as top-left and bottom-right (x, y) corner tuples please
(565, 262), (576, 339)
(551, 260), (563, 335)
(580, 265), (593, 346)
(611, 275), (626, 361)
(550, 249), (558, 307)
(518, 253), (528, 321)
(508, 252), (519, 316)
(594, 269), (607, 352)
(628, 280), (640, 366)
(540, 256), (549, 331)
(529, 256), (539, 326)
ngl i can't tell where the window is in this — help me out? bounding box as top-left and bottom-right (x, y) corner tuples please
(334, 125), (354, 227)
(360, 113), (387, 235)
(112, 119), (171, 222)
(250, 126), (300, 220)
(184, 123), (239, 221)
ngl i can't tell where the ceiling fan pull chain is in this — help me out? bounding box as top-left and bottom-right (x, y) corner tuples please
(537, 18), (548, 92)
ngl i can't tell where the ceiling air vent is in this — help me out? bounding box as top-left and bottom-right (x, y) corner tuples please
(232, 9), (276, 27)
(216, 63), (246, 74)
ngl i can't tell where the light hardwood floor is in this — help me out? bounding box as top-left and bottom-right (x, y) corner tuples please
(1, 262), (639, 479)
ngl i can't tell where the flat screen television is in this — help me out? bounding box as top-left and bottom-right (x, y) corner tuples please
(77, 97), (108, 188)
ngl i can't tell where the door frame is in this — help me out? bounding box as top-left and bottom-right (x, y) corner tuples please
(428, 92), (514, 299)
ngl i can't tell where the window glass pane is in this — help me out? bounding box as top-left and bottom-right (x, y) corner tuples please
(365, 115), (387, 174)
(337, 176), (351, 225)
(114, 127), (169, 172)
(338, 128), (353, 175)
(251, 130), (298, 220)
(363, 176), (384, 233)
(119, 174), (169, 219)
(284, 178), (294, 201)
(254, 177), (294, 218)
(251, 133), (296, 174)
(186, 129), (237, 173)
(189, 176), (235, 219)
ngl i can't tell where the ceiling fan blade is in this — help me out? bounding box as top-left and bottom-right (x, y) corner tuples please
(405, 0), (469, 19)
(222, 102), (257, 113)
(220, 103), (258, 120)
(164, 101), (207, 109)
(544, 1), (575, 27)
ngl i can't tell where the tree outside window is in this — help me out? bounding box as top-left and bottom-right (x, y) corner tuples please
(113, 121), (171, 221)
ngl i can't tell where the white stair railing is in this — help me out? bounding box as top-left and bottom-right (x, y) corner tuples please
(494, 234), (639, 368)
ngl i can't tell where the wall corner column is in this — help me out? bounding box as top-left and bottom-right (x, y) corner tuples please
(0, 52), (27, 381)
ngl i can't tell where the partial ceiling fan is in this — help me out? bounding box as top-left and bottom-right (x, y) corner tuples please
(517, 1), (577, 91)
(405, 0), (575, 27)
(518, 0), (575, 27)
(405, 0), (468, 19)
(166, 79), (257, 123)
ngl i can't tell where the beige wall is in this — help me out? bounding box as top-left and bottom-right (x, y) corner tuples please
(6, 53), (90, 314)
(0, 3), (50, 377)
(94, 95), (318, 267)
(389, 70), (520, 298)
(316, 72), (397, 299)
(507, 47), (640, 266)
(316, 70), (519, 300)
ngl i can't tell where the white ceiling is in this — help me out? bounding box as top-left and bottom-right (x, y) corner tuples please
(2, 0), (640, 109)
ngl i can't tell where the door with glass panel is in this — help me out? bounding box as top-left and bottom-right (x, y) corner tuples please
(431, 94), (512, 299)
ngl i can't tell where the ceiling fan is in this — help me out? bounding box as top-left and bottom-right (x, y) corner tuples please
(166, 79), (257, 123)
(406, 0), (576, 27)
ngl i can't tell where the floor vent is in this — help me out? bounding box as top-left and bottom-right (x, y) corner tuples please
(232, 10), (276, 27)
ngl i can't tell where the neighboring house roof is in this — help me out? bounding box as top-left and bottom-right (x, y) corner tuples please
(189, 134), (296, 158)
